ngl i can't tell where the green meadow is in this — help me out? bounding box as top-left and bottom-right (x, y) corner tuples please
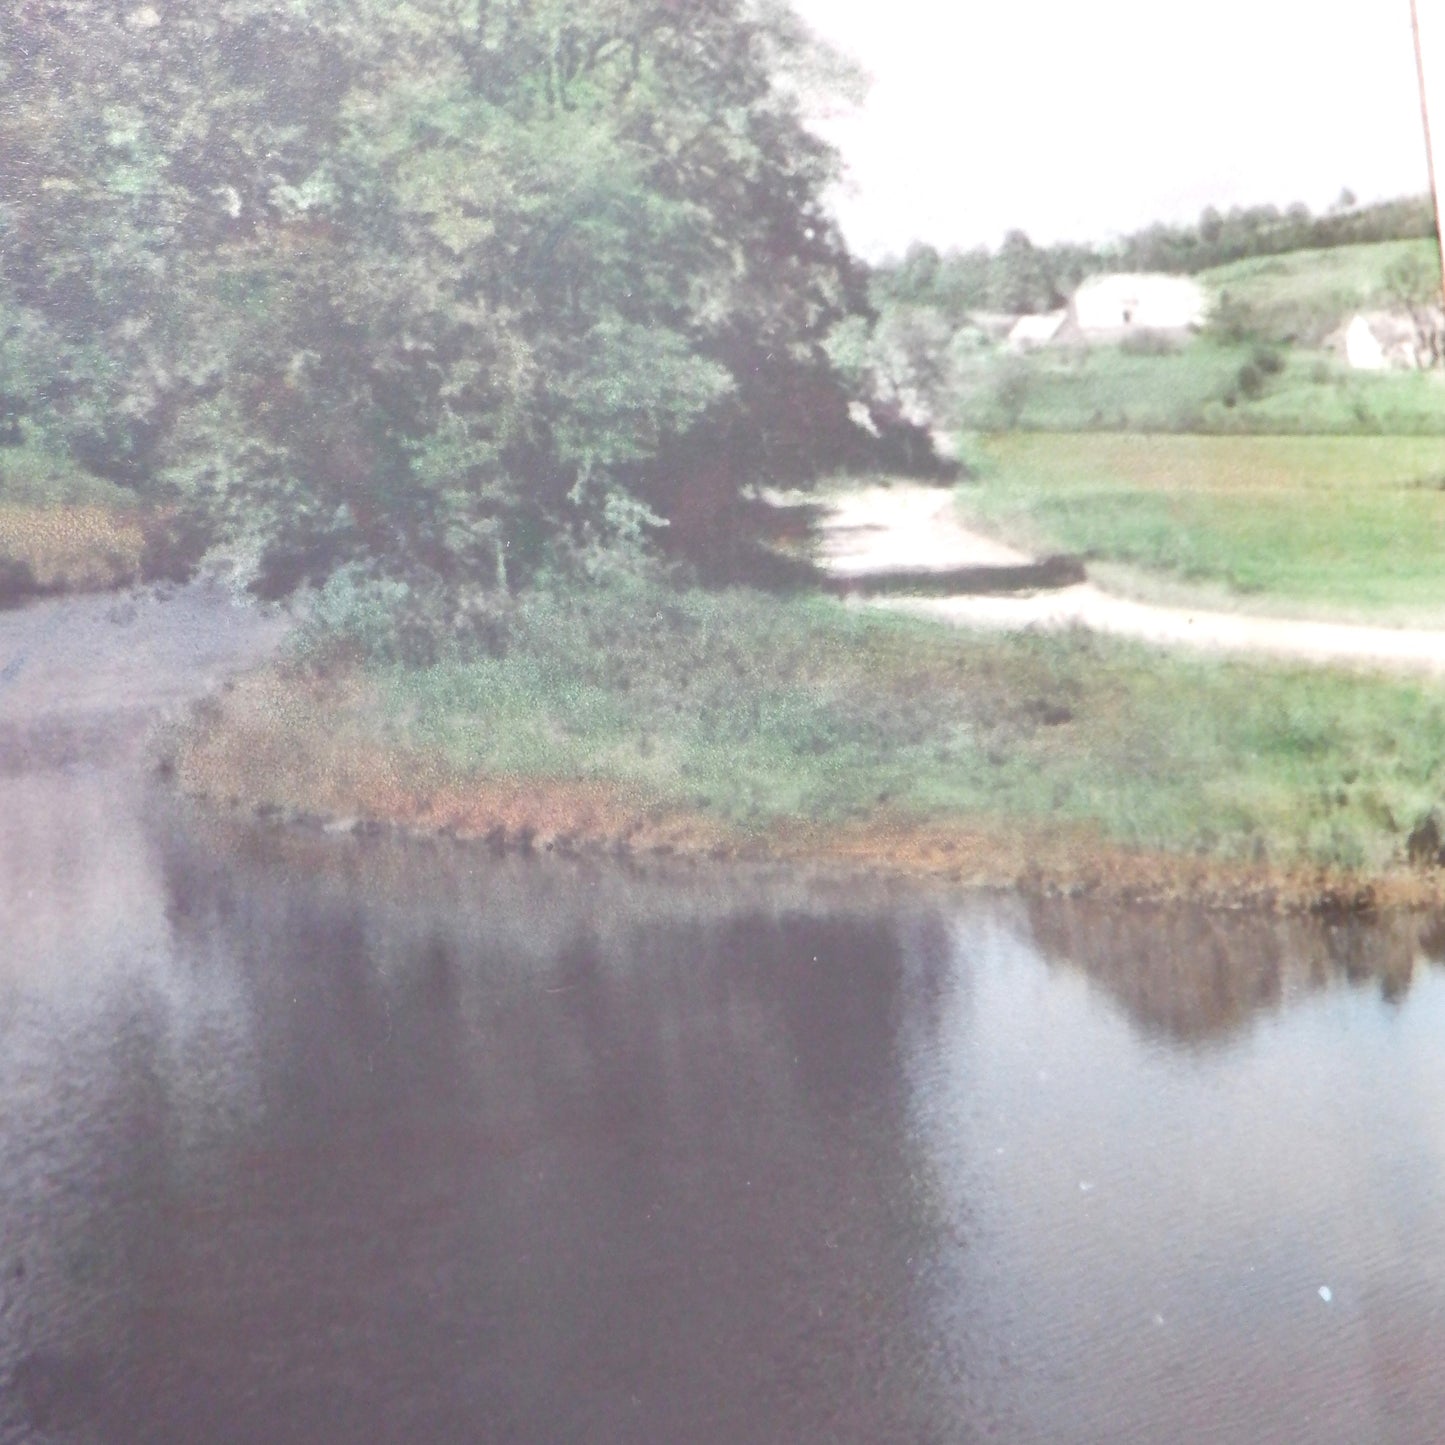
(950, 341), (1445, 436)
(956, 433), (1445, 622)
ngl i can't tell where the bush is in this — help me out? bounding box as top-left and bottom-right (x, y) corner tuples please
(1251, 345), (1285, 376)
(1209, 292), (1258, 344)
(991, 355), (1035, 428)
(0, 556), (41, 608)
(303, 566), (514, 667)
(1235, 361), (1266, 400)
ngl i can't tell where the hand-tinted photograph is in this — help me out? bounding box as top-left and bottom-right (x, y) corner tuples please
(5, 2), (1445, 1440)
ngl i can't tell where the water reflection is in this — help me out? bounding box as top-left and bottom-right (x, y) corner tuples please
(1023, 897), (1443, 1044)
(6, 796), (1445, 1442)
(6, 812), (953, 1443)
(912, 899), (1445, 1443)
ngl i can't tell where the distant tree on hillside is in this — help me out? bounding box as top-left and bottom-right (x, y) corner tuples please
(990, 231), (1060, 314)
(867, 194), (1440, 334)
(1383, 251), (1445, 369)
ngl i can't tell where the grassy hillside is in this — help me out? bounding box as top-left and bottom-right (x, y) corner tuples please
(942, 237), (1445, 436)
(950, 342), (1445, 436)
(957, 433), (1445, 621)
(1202, 237), (1440, 344)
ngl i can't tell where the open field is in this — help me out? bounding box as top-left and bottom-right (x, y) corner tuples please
(176, 577), (1445, 889)
(955, 433), (1445, 622)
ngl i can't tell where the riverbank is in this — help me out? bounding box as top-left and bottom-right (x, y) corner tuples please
(0, 447), (153, 602)
(171, 579), (1445, 913)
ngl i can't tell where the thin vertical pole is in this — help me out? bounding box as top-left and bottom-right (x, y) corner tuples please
(1410, 0), (1445, 299)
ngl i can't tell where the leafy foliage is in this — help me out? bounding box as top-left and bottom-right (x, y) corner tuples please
(0, 0), (874, 620)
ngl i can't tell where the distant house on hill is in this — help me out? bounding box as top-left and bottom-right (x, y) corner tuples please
(1061, 273), (1208, 339)
(1007, 310), (1068, 349)
(1333, 312), (1421, 371)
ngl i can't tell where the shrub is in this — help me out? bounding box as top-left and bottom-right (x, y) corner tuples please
(303, 566), (514, 667)
(1209, 292), (1258, 344)
(1235, 361), (1265, 400)
(1251, 344), (1285, 376)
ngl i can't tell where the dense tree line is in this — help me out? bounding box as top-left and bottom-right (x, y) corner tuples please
(0, 0), (899, 632)
(876, 194), (1440, 322)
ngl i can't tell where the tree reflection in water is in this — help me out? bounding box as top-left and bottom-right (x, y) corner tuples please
(1023, 896), (1443, 1044)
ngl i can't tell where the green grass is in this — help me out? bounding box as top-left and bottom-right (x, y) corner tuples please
(1202, 238), (1440, 343)
(285, 578), (1445, 874)
(0, 436), (135, 509)
(952, 341), (1243, 433)
(956, 433), (1445, 620)
(950, 339), (1445, 436)
(1225, 355), (1445, 434)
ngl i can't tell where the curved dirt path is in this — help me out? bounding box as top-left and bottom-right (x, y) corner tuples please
(817, 483), (1445, 676)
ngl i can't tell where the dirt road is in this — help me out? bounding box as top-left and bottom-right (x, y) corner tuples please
(816, 482), (1445, 675)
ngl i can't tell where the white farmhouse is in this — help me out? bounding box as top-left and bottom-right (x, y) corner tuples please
(1007, 310), (1068, 349)
(1065, 273), (1208, 337)
(1336, 312), (1419, 371)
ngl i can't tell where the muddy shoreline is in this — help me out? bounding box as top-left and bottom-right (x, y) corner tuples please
(173, 755), (1437, 919)
(5, 579), (1442, 918)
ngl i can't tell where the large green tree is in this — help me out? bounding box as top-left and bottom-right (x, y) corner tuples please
(0, 0), (871, 615)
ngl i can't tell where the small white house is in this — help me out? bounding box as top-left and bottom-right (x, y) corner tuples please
(1338, 312), (1419, 371)
(1066, 273), (1208, 336)
(1007, 310), (1068, 349)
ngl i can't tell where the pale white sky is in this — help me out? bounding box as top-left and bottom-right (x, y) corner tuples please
(790, 0), (1438, 259)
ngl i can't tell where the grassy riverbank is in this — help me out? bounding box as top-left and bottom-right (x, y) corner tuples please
(176, 577), (1445, 907)
(956, 433), (1445, 621)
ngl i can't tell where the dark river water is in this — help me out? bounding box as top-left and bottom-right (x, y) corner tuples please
(5, 589), (1445, 1443)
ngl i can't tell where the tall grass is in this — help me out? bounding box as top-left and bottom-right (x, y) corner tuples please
(0, 436), (150, 595)
(278, 575), (1445, 871)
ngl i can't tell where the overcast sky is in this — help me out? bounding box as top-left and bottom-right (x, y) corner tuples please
(789, 0), (1438, 259)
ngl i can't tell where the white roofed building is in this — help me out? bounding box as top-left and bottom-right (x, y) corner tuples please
(1006, 310), (1068, 349)
(1062, 273), (1208, 339)
(1333, 312), (1421, 371)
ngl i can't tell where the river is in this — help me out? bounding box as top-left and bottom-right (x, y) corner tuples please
(4, 588), (1445, 1443)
